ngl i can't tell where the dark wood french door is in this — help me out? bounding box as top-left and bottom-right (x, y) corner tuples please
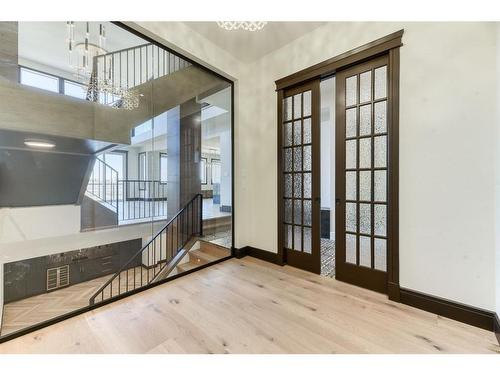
(335, 55), (390, 293)
(279, 80), (321, 274)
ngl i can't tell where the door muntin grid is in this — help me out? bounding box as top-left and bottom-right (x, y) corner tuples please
(282, 90), (313, 254)
(343, 64), (388, 271)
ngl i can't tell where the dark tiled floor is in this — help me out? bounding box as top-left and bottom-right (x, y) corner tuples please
(321, 238), (335, 277)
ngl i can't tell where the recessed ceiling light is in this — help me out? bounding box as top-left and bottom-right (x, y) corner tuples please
(24, 139), (56, 149)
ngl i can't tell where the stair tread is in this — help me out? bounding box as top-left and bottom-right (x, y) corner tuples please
(198, 241), (231, 258)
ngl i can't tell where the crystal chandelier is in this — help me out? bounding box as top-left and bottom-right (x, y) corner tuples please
(67, 22), (107, 79)
(68, 21), (140, 110)
(216, 21), (267, 31)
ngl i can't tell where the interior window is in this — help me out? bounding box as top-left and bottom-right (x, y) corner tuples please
(201, 158), (207, 184)
(20, 67), (59, 93)
(160, 153), (168, 183)
(64, 80), (87, 99)
(211, 159), (221, 184)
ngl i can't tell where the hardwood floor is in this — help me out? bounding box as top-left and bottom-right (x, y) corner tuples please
(0, 257), (498, 354)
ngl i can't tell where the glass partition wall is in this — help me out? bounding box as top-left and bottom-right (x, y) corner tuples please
(0, 21), (233, 339)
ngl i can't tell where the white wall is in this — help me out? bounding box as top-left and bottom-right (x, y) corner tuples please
(0, 205), (80, 243)
(137, 22), (498, 310)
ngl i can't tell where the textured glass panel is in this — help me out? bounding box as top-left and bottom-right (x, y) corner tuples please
(345, 140), (357, 169)
(284, 148), (292, 172)
(359, 171), (371, 201)
(374, 101), (387, 134)
(303, 173), (311, 198)
(303, 91), (311, 117)
(303, 145), (311, 171)
(359, 203), (371, 235)
(359, 105), (371, 136)
(359, 236), (371, 268)
(345, 172), (356, 201)
(346, 75), (357, 106)
(284, 96), (292, 121)
(374, 170), (387, 202)
(284, 122), (293, 146)
(303, 118), (311, 144)
(374, 66), (387, 99)
(294, 225), (302, 251)
(284, 174), (292, 198)
(346, 202), (357, 232)
(345, 108), (357, 138)
(294, 200), (302, 224)
(374, 204), (387, 236)
(293, 120), (302, 145)
(359, 138), (371, 169)
(294, 147), (302, 171)
(304, 200), (312, 226)
(303, 227), (312, 254)
(374, 136), (387, 168)
(346, 234), (357, 264)
(359, 71), (372, 103)
(285, 224), (293, 249)
(374, 239), (387, 271)
(284, 199), (292, 223)
(294, 173), (302, 198)
(293, 94), (302, 119)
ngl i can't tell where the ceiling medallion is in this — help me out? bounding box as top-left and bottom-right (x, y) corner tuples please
(216, 21), (267, 31)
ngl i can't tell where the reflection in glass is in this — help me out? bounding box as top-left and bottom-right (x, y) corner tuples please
(0, 21), (233, 338)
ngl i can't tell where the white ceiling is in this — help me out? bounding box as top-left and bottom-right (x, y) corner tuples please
(183, 22), (326, 63)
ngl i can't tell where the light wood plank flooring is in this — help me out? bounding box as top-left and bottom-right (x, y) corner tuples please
(0, 257), (498, 353)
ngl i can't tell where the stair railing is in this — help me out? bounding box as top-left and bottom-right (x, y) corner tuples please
(86, 157), (119, 211)
(87, 42), (191, 106)
(89, 193), (203, 305)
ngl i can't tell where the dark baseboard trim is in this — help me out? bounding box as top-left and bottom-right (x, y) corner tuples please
(494, 314), (500, 345)
(387, 281), (401, 302)
(399, 287), (496, 332)
(234, 246), (284, 265)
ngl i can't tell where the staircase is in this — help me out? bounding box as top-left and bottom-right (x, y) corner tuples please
(172, 241), (231, 275)
(89, 194), (231, 305)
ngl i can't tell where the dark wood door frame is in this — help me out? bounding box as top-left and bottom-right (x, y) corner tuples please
(275, 29), (403, 301)
(278, 81), (322, 274)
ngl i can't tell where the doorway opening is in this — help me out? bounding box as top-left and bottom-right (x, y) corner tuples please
(320, 76), (336, 277)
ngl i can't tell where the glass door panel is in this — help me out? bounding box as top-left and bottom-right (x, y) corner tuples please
(335, 55), (389, 293)
(280, 80), (321, 274)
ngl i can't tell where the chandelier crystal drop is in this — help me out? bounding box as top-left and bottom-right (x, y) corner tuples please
(67, 21), (107, 79)
(68, 21), (140, 110)
(216, 21), (267, 31)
